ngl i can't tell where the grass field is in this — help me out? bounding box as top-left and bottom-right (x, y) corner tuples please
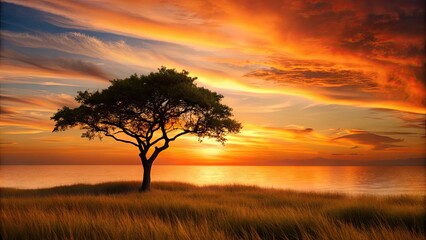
(1, 182), (424, 240)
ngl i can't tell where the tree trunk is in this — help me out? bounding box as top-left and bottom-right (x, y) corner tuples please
(139, 160), (152, 192)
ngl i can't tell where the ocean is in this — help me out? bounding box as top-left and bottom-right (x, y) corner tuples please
(0, 165), (424, 195)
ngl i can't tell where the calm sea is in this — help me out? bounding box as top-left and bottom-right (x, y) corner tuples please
(0, 165), (424, 195)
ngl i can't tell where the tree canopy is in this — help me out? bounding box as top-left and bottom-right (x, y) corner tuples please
(52, 67), (241, 191)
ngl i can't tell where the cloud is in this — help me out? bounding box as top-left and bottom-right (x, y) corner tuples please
(0, 93), (77, 132)
(244, 54), (424, 112)
(6, 0), (424, 62)
(0, 113), (51, 131)
(1, 31), (151, 67)
(333, 132), (403, 150)
(1, 129), (44, 134)
(376, 131), (416, 136)
(0, 95), (35, 106)
(0, 50), (112, 81)
(246, 67), (376, 89)
(2, 0), (425, 113)
(0, 93), (76, 110)
(371, 108), (426, 129)
(223, 94), (293, 113)
(397, 113), (426, 129)
(0, 31), (228, 78)
(224, 124), (322, 147)
(264, 0), (425, 109)
(283, 126), (314, 134)
(2, 0), (255, 49)
(39, 82), (78, 87)
(1, 0), (424, 164)
(0, 106), (17, 115)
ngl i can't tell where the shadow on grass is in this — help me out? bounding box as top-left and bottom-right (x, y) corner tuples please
(328, 204), (425, 233)
(0, 182), (265, 197)
(0, 182), (141, 197)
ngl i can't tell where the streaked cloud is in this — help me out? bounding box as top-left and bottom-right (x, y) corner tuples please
(1, 31), (152, 67)
(0, 93), (77, 132)
(333, 131), (403, 150)
(0, 0), (424, 164)
(0, 93), (76, 111)
(4, 0), (424, 113)
(1, 50), (112, 81)
(372, 108), (426, 129)
(245, 67), (377, 89)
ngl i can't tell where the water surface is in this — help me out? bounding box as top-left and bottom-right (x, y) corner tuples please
(0, 165), (424, 195)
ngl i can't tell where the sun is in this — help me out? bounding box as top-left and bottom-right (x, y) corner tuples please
(198, 146), (223, 158)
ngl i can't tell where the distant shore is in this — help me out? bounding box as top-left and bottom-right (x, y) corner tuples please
(1, 182), (424, 240)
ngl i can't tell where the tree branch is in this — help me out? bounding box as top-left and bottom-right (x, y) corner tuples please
(99, 120), (145, 150)
(169, 130), (192, 141)
(149, 136), (166, 147)
(100, 121), (132, 134)
(148, 141), (169, 162)
(104, 132), (139, 147)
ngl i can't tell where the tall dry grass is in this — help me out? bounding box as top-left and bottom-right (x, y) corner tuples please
(1, 182), (424, 240)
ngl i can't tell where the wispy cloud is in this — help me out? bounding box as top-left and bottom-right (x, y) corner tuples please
(1, 31), (152, 67)
(372, 108), (426, 129)
(4, 0), (424, 113)
(0, 50), (112, 81)
(0, 93), (76, 110)
(333, 131), (403, 150)
(0, 93), (77, 132)
(1, 0), (424, 164)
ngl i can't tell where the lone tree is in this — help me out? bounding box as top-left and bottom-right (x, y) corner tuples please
(52, 67), (241, 191)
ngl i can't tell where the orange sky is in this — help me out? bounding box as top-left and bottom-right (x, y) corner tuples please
(0, 0), (425, 165)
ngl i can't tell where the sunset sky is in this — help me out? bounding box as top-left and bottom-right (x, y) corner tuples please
(0, 0), (425, 165)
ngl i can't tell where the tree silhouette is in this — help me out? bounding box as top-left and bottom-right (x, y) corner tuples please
(52, 67), (241, 191)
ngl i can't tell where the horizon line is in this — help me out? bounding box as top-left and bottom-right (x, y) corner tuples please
(1, 163), (424, 166)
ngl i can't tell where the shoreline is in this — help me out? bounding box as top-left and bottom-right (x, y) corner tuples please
(1, 165), (424, 195)
(1, 181), (425, 197)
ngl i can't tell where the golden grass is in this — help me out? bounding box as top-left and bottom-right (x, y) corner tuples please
(1, 182), (424, 240)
